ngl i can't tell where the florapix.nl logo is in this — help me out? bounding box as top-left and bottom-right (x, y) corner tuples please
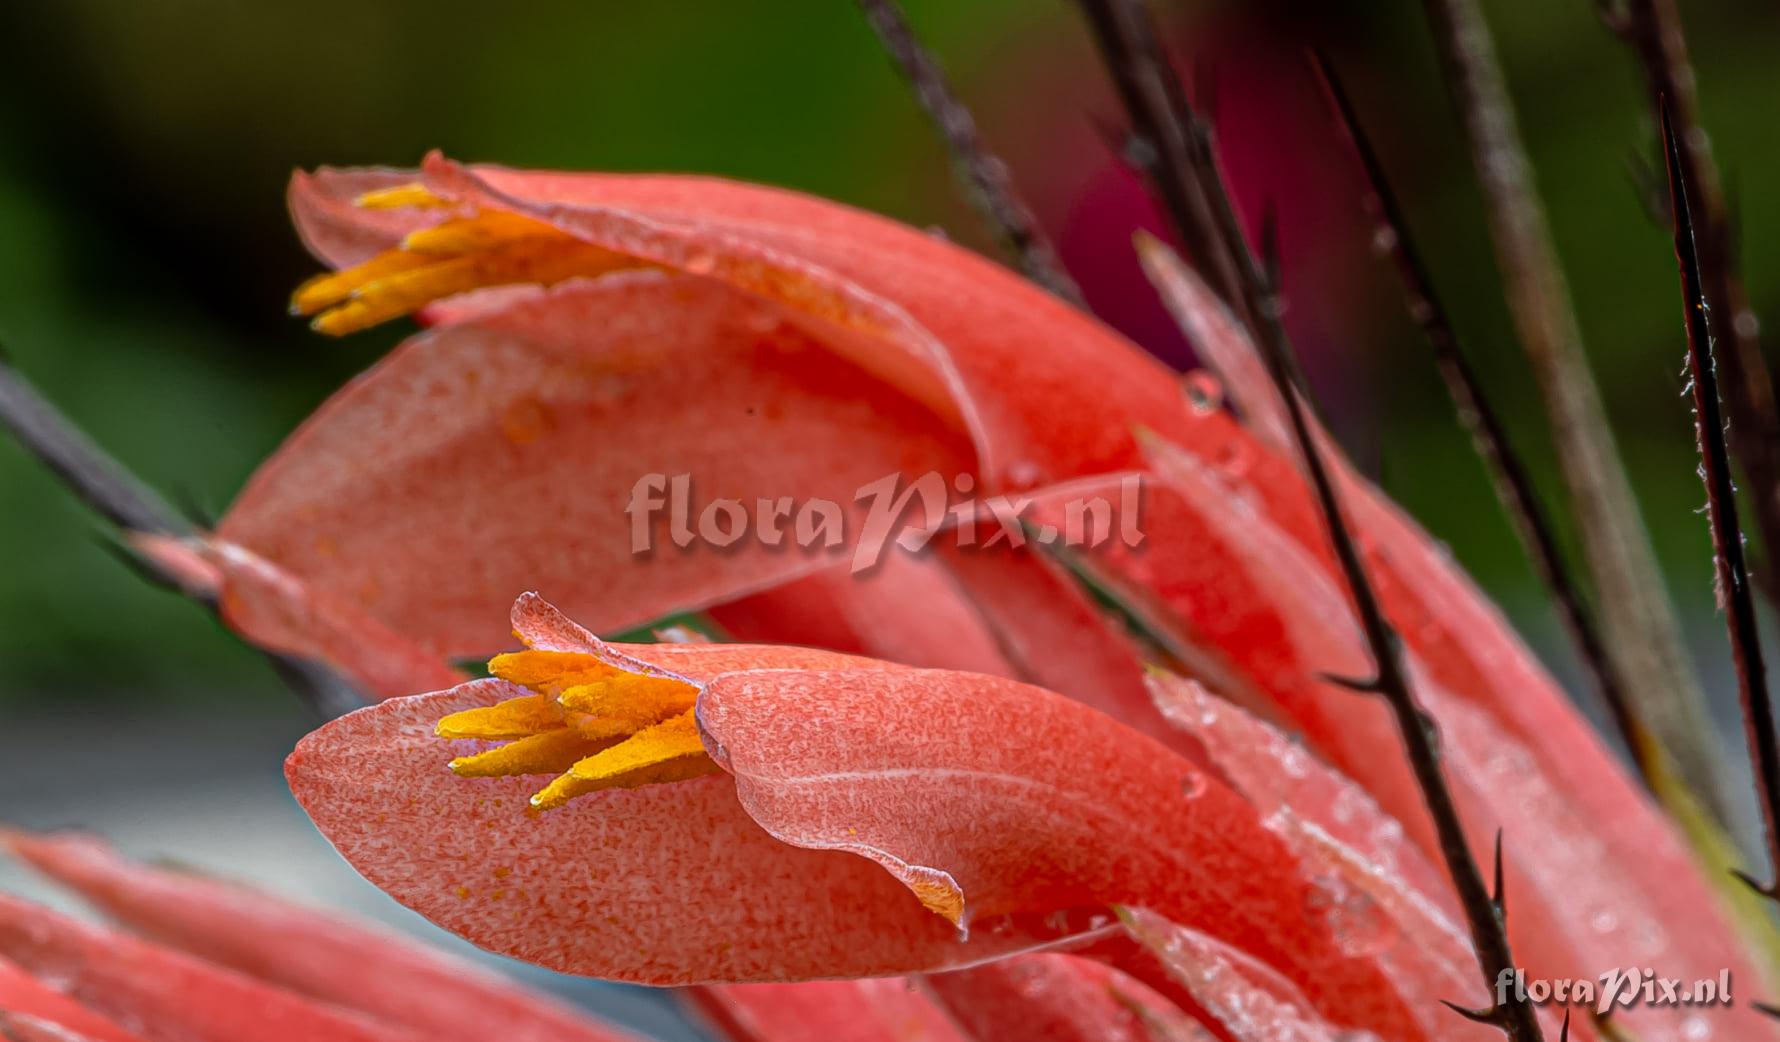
(625, 471), (1144, 571)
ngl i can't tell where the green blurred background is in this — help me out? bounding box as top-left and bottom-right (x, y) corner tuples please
(1, 0), (1777, 711)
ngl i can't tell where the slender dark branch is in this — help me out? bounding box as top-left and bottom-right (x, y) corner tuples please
(1419, 0), (1736, 829)
(1247, 263), (1543, 1042)
(1070, 0), (1257, 332)
(853, 0), (1083, 305)
(1264, 264), (1543, 1040)
(1070, 5), (1538, 1033)
(1607, 0), (1780, 599)
(1661, 104), (1780, 898)
(1309, 52), (1651, 784)
(0, 351), (366, 722)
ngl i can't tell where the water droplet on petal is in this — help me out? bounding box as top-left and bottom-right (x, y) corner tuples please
(1182, 370), (1224, 414)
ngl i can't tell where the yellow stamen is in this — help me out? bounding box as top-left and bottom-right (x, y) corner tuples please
(292, 251), (435, 316)
(292, 198), (648, 337)
(355, 183), (453, 210)
(435, 693), (566, 740)
(558, 674), (696, 726)
(529, 709), (721, 810)
(449, 729), (622, 777)
(311, 239), (637, 336)
(488, 650), (617, 693)
(436, 647), (714, 808)
(402, 212), (569, 254)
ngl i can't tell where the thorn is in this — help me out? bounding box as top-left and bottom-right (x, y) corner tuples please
(1560, 1005), (1572, 1042)
(1754, 1001), (1780, 1020)
(1730, 866), (1780, 900)
(172, 485), (219, 530)
(1318, 671), (1384, 693)
(1439, 999), (1502, 1025)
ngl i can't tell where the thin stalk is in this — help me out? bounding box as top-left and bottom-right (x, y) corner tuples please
(1309, 52), (1650, 782)
(1074, 4), (1542, 1033)
(853, 0), (1083, 304)
(0, 352), (366, 721)
(1605, 0), (1780, 598)
(1661, 103), (1780, 898)
(1419, 0), (1738, 830)
(1247, 210), (1545, 1042)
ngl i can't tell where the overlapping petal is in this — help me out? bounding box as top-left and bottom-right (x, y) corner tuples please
(0, 894), (427, 1042)
(2, 831), (642, 1042)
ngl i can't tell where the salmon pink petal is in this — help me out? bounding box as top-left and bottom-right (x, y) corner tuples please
(926, 954), (1206, 1042)
(696, 666), (1434, 1036)
(709, 551), (1015, 676)
(0, 896), (426, 1042)
(0, 958), (147, 1042)
(222, 274), (971, 653)
(285, 676), (1056, 983)
(928, 542), (1172, 754)
(2, 831), (642, 1042)
(686, 981), (968, 1042)
(715, 542), (1175, 765)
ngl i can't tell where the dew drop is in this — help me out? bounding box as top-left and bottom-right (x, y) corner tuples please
(1181, 772), (1208, 799)
(1181, 370), (1225, 414)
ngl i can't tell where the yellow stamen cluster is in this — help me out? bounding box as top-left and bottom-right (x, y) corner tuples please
(291, 184), (642, 336)
(435, 650), (719, 809)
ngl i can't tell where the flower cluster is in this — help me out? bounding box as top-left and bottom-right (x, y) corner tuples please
(10, 157), (1773, 1042)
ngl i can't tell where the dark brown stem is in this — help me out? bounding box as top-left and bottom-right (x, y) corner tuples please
(1069, 0), (1258, 332)
(0, 351), (366, 721)
(1661, 103), (1780, 899)
(1419, 0), (1736, 830)
(1072, 3), (1539, 1033)
(1248, 244), (1545, 1042)
(1309, 52), (1650, 784)
(1607, 0), (1780, 599)
(854, 0), (1083, 305)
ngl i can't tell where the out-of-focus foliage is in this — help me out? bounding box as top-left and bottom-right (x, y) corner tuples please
(0, 0), (1775, 705)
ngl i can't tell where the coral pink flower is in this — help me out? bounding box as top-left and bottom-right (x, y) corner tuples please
(284, 593), (1518, 1040)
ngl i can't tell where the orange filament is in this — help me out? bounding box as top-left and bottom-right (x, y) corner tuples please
(434, 648), (716, 808)
(291, 184), (645, 336)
